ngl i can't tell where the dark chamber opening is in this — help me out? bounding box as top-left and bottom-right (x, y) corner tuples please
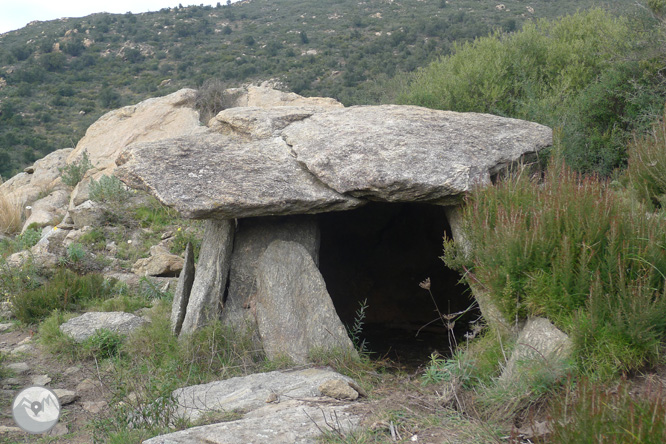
(318, 202), (478, 368)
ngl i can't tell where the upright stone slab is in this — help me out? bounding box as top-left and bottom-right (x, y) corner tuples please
(179, 220), (234, 335)
(255, 240), (354, 364)
(171, 242), (195, 335)
(500, 317), (572, 383)
(222, 216), (320, 331)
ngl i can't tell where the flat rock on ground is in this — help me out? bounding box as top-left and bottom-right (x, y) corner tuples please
(145, 367), (362, 444)
(59, 311), (147, 342)
(171, 367), (357, 423)
(143, 398), (359, 444)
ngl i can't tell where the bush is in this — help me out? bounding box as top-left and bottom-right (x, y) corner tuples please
(82, 328), (124, 359)
(548, 379), (666, 443)
(444, 158), (666, 378)
(10, 270), (116, 324)
(89, 175), (132, 204)
(194, 78), (241, 123)
(627, 109), (666, 210)
(60, 151), (93, 187)
(399, 9), (666, 175)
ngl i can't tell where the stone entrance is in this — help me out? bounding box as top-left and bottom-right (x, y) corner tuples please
(319, 203), (475, 365)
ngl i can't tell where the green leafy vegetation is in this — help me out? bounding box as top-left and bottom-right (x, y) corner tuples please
(89, 174), (132, 203)
(399, 8), (666, 176)
(443, 155), (666, 378)
(0, 0), (625, 179)
(91, 302), (264, 442)
(10, 269), (118, 324)
(548, 379), (666, 443)
(59, 151), (92, 187)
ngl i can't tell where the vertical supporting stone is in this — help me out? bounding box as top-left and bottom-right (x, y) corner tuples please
(179, 219), (234, 336)
(221, 215), (320, 331)
(255, 240), (355, 364)
(170, 242), (195, 335)
(444, 205), (515, 334)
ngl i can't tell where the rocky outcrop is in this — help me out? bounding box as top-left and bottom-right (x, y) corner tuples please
(59, 312), (147, 342)
(228, 84), (344, 109)
(255, 241), (355, 364)
(144, 399), (359, 444)
(0, 148), (72, 207)
(116, 104), (551, 218)
(67, 88), (202, 175)
(145, 367), (361, 444)
(20, 190), (69, 233)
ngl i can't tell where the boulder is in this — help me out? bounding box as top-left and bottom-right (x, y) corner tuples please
(67, 89), (202, 175)
(115, 132), (362, 219)
(500, 317), (572, 382)
(171, 242), (195, 335)
(69, 200), (106, 228)
(116, 103), (551, 218)
(255, 240), (355, 364)
(209, 106), (332, 140)
(59, 311), (147, 342)
(179, 220), (234, 335)
(222, 216), (320, 331)
(171, 367), (357, 422)
(132, 245), (184, 277)
(20, 190), (70, 233)
(229, 84), (344, 109)
(0, 148), (72, 207)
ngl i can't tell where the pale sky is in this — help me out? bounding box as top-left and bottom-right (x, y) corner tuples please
(0, 1), (240, 34)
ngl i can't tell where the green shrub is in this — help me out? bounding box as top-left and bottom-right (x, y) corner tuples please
(10, 270), (116, 324)
(80, 227), (107, 250)
(444, 159), (666, 378)
(89, 175), (132, 204)
(66, 242), (86, 263)
(38, 310), (78, 359)
(59, 151), (93, 187)
(17, 227), (41, 250)
(399, 9), (665, 175)
(170, 225), (202, 259)
(82, 328), (124, 359)
(627, 110), (666, 210)
(549, 379), (666, 443)
(422, 329), (507, 388)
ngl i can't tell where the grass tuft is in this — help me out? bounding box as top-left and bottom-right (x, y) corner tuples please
(0, 184), (23, 235)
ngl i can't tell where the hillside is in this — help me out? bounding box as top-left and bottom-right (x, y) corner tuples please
(0, 0), (626, 179)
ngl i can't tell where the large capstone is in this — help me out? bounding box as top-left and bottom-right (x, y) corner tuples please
(115, 103), (551, 219)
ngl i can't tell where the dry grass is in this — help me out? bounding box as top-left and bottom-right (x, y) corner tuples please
(0, 180), (22, 235)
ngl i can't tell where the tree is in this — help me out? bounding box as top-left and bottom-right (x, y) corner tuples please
(300, 31), (309, 44)
(99, 87), (121, 108)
